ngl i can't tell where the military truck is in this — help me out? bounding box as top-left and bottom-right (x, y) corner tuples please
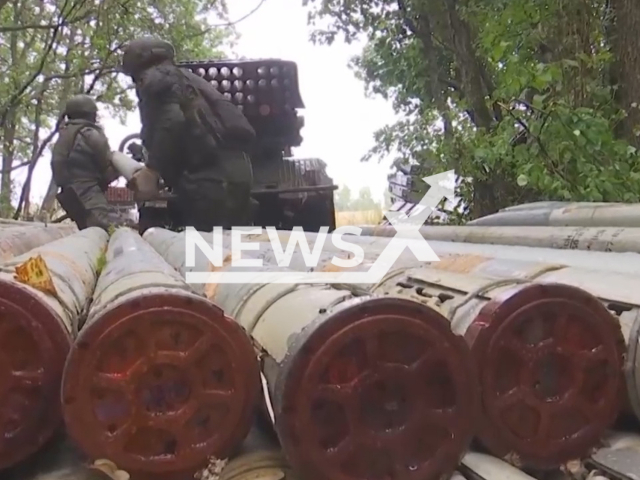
(111, 58), (338, 233)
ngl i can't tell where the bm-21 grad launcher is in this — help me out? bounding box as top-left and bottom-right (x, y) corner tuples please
(115, 58), (338, 233)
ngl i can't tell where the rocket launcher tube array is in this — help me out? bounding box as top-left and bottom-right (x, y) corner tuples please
(0, 227), (108, 470)
(370, 266), (625, 469)
(0, 224), (78, 262)
(61, 228), (261, 479)
(144, 227), (481, 480)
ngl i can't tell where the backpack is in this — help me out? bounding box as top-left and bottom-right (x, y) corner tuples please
(181, 70), (256, 150)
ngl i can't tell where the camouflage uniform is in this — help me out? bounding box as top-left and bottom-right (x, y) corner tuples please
(51, 95), (135, 231)
(121, 37), (254, 231)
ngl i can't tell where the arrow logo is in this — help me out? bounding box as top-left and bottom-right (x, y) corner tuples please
(384, 170), (456, 233)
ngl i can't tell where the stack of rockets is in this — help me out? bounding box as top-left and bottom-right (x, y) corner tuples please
(2, 201), (640, 480)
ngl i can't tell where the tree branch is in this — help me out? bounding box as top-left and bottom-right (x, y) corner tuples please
(397, 0), (454, 137)
(0, 15), (88, 33)
(14, 83), (46, 218)
(12, 116), (63, 218)
(0, 159), (31, 174)
(0, 0), (87, 128)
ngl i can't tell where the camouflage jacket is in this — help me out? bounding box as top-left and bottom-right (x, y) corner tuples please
(51, 119), (113, 188)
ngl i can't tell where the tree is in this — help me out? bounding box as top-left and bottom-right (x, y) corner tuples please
(335, 184), (353, 210)
(610, 0), (640, 148)
(335, 185), (383, 212)
(0, 0), (234, 218)
(304, 0), (640, 219)
(350, 186), (379, 211)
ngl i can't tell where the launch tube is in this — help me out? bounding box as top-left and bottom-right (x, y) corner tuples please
(4, 435), (130, 480)
(0, 224), (77, 261)
(0, 218), (72, 227)
(61, 228), (260, 479)
(253, 228), (640, 276)
(500, 201), (585, 212)
(261, 229), (640, 286)
(616, 308), (640, 421)
(214, 425), (300, 480)
(467, 202), (640, 228)
(145, 228), (384, 283)
(357, 225), (640, 255)
(589, 431), (640, 480)
(144, 227), (480, 480)
(174, 229), (640, 305)
(152, 227), (640, 302)
(0, 227), (107, 470)
(370, 266), (624, 469)
(460, 451), (538, 480)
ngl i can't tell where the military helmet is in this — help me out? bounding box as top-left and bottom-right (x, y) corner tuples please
(64, 94), (98, 120)
(120, 36), (175, 76)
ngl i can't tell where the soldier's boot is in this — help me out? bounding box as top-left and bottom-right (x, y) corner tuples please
(75, 184), (137, 232)
(86, 207), (138, 231)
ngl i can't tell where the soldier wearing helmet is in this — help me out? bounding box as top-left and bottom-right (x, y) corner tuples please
(120, 36), (256, 231)
(51, 94), (136, 231)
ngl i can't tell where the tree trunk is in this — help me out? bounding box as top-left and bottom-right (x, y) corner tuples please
(39, 178), (58, 214)
(1, 113), (16, 217)
(611, 0), (640, 148)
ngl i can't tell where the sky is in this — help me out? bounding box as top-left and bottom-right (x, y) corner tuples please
(23, 0), (398, 205)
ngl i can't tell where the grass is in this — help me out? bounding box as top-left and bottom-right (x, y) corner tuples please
(96, 250), (107, 275)
(335, 210), (383, 227)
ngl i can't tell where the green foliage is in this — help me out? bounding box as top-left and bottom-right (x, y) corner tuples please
(304, 0), (640, 219)
(335, 184), (353, 210)
(334, 185), (382, 212)
(0, 0), (234, 217)
(96, 249), (107, 275)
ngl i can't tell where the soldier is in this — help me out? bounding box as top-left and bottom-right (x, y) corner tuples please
(51, 95), (136, 231)
(120, 36), (256, 231)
